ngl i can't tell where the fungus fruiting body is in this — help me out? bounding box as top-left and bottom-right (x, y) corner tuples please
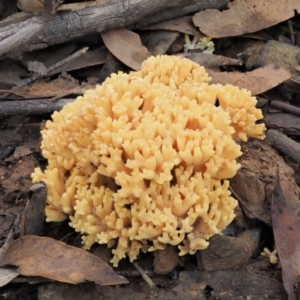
(32, 55), (265, 266)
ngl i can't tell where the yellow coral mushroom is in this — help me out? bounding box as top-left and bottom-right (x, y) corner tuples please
(32, 55), (265, 266)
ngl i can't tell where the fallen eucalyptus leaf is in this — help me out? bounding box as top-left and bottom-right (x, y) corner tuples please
(17, 0), (43, 13)
(101, 28), (151, 70)
(0, 236), (128, 286)
(142, 15), (200, 35)
(193, 0), (300, 38)
(209, 65), (290, 95)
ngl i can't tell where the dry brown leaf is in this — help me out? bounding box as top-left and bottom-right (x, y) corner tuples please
(101, 29), (151, 70)
(17, 0), (44, 13)
(49, 46), (108, 75)
(230, 172), (269, 225)
(0, 236), (128, 285)
(193, 0), (300, 38)
(209, 65), (290, 95)
(272, 170), (300, 300)
(144, 31), (180, 55)
(20, 183), (47, 236)
(14, 75), (80, 98)
(142, 16), (200, 36)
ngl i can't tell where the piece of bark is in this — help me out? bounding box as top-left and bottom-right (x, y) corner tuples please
(0, 0), (229, 58)
(0, 98), (74, 116)
(266, 129), (300, 164)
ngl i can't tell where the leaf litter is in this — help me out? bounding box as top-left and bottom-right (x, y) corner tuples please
(1, 0), (300, 299)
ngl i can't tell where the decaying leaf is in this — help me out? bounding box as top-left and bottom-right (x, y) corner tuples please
(17, 0), (44, 13)
(209, 65), (290, 95)
(144, 30), (180, 55)
(101, 29), (151, 70)
(20, 183), (47, 236)
(230, 172), (270, 225)
(49, 46), (108, 75)
(0, 268), (19, 287)
(0, 236), (128, 285)
(98, 52), (128, 84)
(142, 15), (200, 35)
(193, 0), (300, 38)
(272, 170), (300, 300)
(13, 74), (81, 98)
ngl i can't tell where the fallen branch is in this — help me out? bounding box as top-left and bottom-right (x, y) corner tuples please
(0, 0), (229, 57)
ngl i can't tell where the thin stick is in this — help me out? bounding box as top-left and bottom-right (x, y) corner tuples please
(287, 20), (294, 44)
(270, 100), (300, 117)
(0, 47), (88, 99)
(132, 261), (156, 288)
(0, 98), (74, 116)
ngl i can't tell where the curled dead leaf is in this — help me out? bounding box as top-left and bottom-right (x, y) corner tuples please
(101, 29), (151, 70)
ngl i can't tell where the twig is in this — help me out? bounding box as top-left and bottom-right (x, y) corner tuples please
(0, 47), (88, 99)
(266, 129), (300, 164)
(0, 98), (75, 116)
(132, 261), (156, 288)
(270, 100), (300, 116)
(287, 20), (294, 44)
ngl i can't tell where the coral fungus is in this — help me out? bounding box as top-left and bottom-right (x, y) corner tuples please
(32, 55), (265, 266)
